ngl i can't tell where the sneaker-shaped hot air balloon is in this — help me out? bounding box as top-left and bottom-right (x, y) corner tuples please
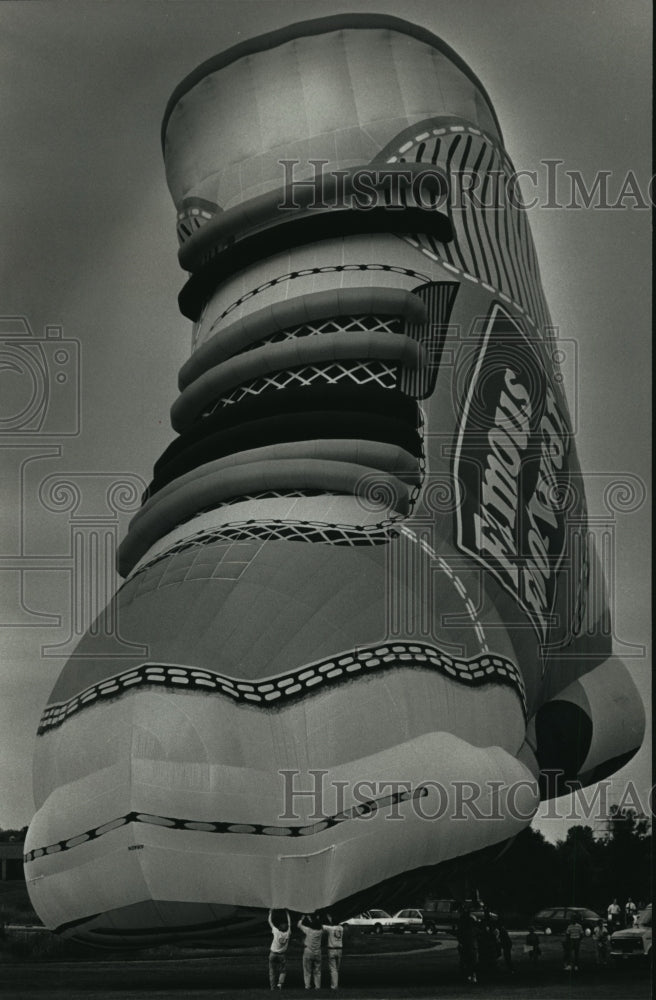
(25, 14), (644, 945)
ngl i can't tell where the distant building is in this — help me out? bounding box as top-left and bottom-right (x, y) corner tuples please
(0, 842), (25, 881)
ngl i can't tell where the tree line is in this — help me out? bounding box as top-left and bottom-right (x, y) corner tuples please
(471, 807), (651, 918)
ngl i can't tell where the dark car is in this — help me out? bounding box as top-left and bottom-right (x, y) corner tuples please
(422, 899), (497, 935)
(532, 906), (601, 934)
(422, 899), (459, 934)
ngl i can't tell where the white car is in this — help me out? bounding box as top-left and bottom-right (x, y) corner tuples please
(390, 908), (425, 933)
(343, 909), (394, 934)
(610, 904), (652, 961)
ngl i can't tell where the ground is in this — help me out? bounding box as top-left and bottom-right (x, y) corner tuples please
(0, 927), (650, 999)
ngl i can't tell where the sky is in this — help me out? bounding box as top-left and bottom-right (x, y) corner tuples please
(0, 0), (651, 845)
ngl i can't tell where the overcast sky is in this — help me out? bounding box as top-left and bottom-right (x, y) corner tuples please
(0, 0), (651, 843)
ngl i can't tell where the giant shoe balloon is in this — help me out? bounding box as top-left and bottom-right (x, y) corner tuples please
(26, 15), (644, 944)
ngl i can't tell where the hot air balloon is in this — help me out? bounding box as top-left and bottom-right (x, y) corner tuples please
(25, 14), (644, 945)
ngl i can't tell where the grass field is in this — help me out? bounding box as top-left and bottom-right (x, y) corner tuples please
(0, 925), (650, 1000)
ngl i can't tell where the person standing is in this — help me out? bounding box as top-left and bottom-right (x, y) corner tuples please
(625, 898), (637, 926)
(322, 913), (344, 990)
(298, 912), (323, 989)
(498, 921), (513, 973)
(607, 898), (621, 932)
(268, 909), (291, 990)
(525, 926), (541, 963)
(456, 905), (479, 984)
(475, 908), (498, 977)
(592, 920), (609, 966)
(563, 915), (584, 971)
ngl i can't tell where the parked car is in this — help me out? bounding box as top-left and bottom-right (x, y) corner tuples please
(390, 908), (425, 933)
(342, 909), (394, 934)
(610, 904), (652, 961)
(422, 899), (497, 935)
(531, 906), (602, 934)
(422, 899), (460, 934)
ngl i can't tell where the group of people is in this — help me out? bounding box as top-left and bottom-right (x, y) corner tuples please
(456, 906), (516, 983)
(268, 896), (644, 987)
(561, 912), (617, 970)
(562, 909), (632, 971)
(457, 910), (605, 979)
(456, 907), (620, 980)
(268, 909), (344, 991)
(607, 896), (641, 931)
